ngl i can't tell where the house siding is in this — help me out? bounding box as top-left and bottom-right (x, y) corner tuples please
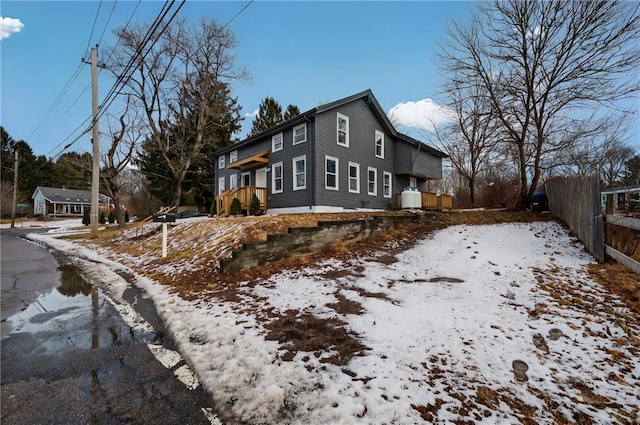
(267, 120), (314, 210)
(394, 143), (443, 180)
(314, 98), (395, 210)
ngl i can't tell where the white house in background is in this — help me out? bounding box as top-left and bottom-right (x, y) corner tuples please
(32, 186), (111, 217)
(601, 185), (640, 214)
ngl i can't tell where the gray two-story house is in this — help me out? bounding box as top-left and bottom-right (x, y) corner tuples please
(213, 89), (447, 216)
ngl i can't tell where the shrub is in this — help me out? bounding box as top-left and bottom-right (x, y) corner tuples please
(82, 209), (90, 226)
(99, 211), (106, 224)
(210, 199), (217, 216)
(108, 211), (116, 224)
(124, 210), (129, 223)
(249, 193), (261, 215)
(230, 197), (243, 216)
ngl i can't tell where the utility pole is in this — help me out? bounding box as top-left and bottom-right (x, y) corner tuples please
(90, 45), (100, 239)
(10, 150), (18, 228)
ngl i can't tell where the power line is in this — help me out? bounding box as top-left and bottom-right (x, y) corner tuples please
(83, 0), (103, 59)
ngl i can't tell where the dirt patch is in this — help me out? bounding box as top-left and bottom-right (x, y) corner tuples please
(327, 292), (365, 315)
(264, 310), (368, 366)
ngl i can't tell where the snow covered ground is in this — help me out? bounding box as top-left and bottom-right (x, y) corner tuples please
(19, 218), (640, 424)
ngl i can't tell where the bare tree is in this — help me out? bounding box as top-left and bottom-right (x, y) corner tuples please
(101, 96), (140, 227)
(440, 0), (640, 207)
(433, 76), (499, 206)
(112, 17), (248, 207)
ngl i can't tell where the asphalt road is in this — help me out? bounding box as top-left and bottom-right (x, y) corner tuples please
(1, 228), (219, 425)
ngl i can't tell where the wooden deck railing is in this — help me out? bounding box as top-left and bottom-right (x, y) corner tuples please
(395, 191), (452, 210)
(216, 186), (267, 217)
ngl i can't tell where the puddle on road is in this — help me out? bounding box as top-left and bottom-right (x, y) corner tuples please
(3, 264), (148, 354)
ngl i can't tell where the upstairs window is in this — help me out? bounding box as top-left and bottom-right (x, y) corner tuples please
(326, 156), (339, 190)
(375, 130), (385, 159)
(272, 133), (283, 152)
(337, 113), (349, 147)
(293, 156), (306, 190)
(230, 150), (238, 163)
(293, 124), (307, 145)
(218, 155), (226, 169)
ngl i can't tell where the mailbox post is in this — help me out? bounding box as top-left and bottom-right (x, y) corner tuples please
(152, 213), (176, 258)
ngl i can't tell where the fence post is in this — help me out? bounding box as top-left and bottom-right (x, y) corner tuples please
(605, 194), (613, 248)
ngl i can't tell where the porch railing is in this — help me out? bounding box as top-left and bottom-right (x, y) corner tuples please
(395, 191), (453, 210)
(216, 186), (267, 217)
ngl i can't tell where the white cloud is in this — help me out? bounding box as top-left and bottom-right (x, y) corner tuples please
(244, 109), (259, 119)
(0, 17), (24, 40)
(387, 98), (455, 133)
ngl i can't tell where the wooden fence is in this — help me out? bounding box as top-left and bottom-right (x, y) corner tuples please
(546, 175), (639, 273)
(545, 175), (604, 262)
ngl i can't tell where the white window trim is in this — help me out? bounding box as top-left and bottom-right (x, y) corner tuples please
(337, 113), (349, 147)
(293, 123), (307, 145)
(272, 162), (283, 194)
(367, 166), (377, 196)
(272, 132), (283, 152)
(348, 162), (360, 194)
(375, 130), (385, 159)
(218, 176), (225, 195)
(218, 155), (226, 169)
(383, 171), (392, 198)
(229, 150), (238, 163)
(325, 155), (339, 191)
(230, 174), (238, 190)
(293, 155), (307, 191)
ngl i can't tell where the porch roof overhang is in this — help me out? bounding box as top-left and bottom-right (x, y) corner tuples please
(226, 150), (269, 171)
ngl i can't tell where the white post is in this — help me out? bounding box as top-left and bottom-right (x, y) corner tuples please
(162, 222), (168, 258)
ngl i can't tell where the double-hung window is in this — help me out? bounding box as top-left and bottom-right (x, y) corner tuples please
(272, 133), (283, 152)
(383, 171), (392, 198)
(348, 162), (360, 193)
(272, 162), (283, 194)
(218, 176), (225, 195)
(375, 130), (385, 159)
(293, 156), (306, 190)
(230, 150), (238, 163)
(293, 124), (307, 145)
(230, 174), (238, 190)
(367, 167), (377, 196)
(325, 156), (339, 190)
(337, 113), (349, 147)
(218, 155), (225, 169)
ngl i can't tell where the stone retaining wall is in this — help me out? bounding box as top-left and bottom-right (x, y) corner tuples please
(219, 214), (418, 273)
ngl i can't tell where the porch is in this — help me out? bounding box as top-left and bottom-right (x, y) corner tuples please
(216, 186), (267, 217)
(395, 191), (453, 210)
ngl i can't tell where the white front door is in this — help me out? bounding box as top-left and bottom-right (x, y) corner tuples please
(256, 167), (267, 188)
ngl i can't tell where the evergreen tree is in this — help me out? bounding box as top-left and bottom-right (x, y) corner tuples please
(230, 197), (243, 215)
(622, 155), (640, 186)
(284, 104), (300, 120)
(108, 211), (116, 224)
(250, 97), (283, 135)
(124, 210), (130, 223)
(99, 211), (106, 224)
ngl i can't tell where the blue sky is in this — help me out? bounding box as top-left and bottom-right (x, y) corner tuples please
(1, 1), (475, 157)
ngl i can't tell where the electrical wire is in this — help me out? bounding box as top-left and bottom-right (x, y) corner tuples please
(35, 0), (182, 163)
(83, 0), (103, 59)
